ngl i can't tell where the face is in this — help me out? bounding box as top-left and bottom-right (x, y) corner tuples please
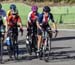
(43, 11), (48, 16)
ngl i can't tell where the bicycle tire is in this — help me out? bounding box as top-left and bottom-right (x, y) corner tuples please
(45, 37), (51, 62)
(26, 43), (32, 55)
(42, 37), (48, 60)
(42, 36), (52, 62)
(13, 38), (19, 60)
(0, 38), (4, 64)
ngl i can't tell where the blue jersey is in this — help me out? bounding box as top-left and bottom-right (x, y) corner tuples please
(0, 9), (6, 20)
(38, 13), (55, 24)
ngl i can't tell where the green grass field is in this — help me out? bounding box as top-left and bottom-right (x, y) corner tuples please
(2, 3), (75, 27)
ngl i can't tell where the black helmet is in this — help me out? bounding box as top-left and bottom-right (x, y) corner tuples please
(43, 6), (51, 13)
(10, 4), (16, 11)
(0, 3), (2, 9)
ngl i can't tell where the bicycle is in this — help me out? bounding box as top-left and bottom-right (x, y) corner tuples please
(39, 28), (58, 62)
(0, 25), (5, 64)
(26, 26), (37, 56)
(6, 25), (19, 60)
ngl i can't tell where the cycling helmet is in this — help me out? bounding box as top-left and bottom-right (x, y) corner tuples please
(31, 5), (38, 12)
(10, 4), (16, 11)
(43, 6), (51, 13)
(0, 3), (2, 9)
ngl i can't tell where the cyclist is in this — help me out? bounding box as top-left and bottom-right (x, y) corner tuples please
(0, 3), (7, 63)
(0, 3), (7, 32)
(36, 6), (57, 54)
(0, 3), (7, 42)
(7, 3), (18, 17)
(26, 5), (39, 54)
(7, 9), (23, 59)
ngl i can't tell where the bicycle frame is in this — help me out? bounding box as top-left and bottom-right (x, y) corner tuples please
(39, 29), (52, 61)
(26, 26), (37, 55)
(7, 27), (18, 60)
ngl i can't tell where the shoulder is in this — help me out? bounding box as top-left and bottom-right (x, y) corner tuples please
(49, 13), (53, 16)
(7, 10), (11, 16)
(28, 11), (33, 15)
(0, 9), (6, 14)
(8, 15), (12, 18)
(7, 10), (11, 13)
(17, 15), (21, 18)
(0, 9), (6, 17)
(0, 9), (5, 12)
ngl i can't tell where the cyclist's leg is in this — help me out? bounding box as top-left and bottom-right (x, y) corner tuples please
(37, 28), (42, 52)
(27, 22), (32, 36)
(7, 44), (13, 59)
(7, 28), (14, 59)
(14, 36), (18, 55)
(32, 23), (37, 52)
(13, 29), (19, 59)
(46, 24), (52, 38)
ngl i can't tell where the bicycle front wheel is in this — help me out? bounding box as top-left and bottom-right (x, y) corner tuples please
(43, 37), (52, 62)
(0, 37), (4, 64)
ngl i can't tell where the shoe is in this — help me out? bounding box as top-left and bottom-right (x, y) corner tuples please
(36, 49), (40, 56)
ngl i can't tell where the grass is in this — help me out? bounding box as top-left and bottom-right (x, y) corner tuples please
(2, 3), (75, 29)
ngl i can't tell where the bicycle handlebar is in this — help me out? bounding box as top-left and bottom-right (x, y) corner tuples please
(42, 29), (58, 38)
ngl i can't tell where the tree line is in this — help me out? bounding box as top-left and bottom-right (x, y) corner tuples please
(0, 0), (75, 3)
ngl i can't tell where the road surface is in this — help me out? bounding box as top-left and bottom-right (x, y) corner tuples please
(1, 29), (75, 65)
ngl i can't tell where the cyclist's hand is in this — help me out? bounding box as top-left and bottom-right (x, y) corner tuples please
(54, 29), (58, 38)
(55, 29), (58, 33)
(38, 25), (42, 31)
(52, 28), (56, 33)
(20, 28), (23, 36)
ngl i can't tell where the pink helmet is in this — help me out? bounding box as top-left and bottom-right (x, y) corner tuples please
(31, 5), (38, 12)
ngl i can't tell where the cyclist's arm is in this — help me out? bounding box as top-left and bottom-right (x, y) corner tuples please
(4, 18), (7, 32)
(26, 11), (32, 28)
(7, 10), (11, 17)
(50, 13), (57, 30)
(36, 15), (42, 30)
(7, 16), (12, 24)
(17, 16), (23, 35)
(2, 10), (8, 32)
(36, 21), (42, 30)
(17, 16), (23, 28)
(27, 11), (32, 23)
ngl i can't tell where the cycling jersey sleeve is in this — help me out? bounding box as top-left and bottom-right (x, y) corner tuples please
(0, 9), (7, 21)
(17, 16), (21, 23)
(7, 10), (11, 17)
(27, 11), (32, 22)
(7, 16), (12, 23)
(37, 13), (43, 24)
(49, 13), (55, 23)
